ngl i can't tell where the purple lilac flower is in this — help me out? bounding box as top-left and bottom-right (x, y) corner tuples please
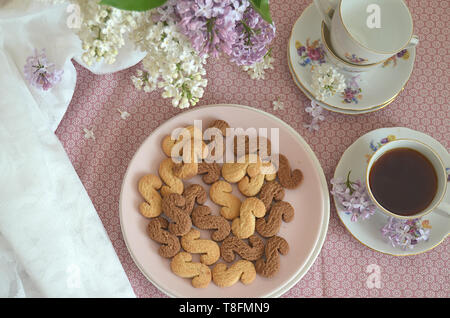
(330, 171), (376, 222)
(24, 48), (63, 91)
(229, 5), (276, 66)
(304, 100), (325, 132)
(176, 0), (242, 58)
(381, 217), (430, 250)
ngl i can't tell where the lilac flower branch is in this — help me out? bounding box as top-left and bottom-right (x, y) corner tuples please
(381, 217), (431, 250)
(331, 171), (376, 222)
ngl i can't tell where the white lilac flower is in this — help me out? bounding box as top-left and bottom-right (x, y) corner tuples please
(83, 127), (95, 140)
(76, 0), (142, 66)
(330, 171), (376, 222)
(272, 99), (284, 111)
(311, 63), (346, 101)
(44, 0), (274, 108)
(242, 50), (274, 80)
(117, 109), (130, 120)
(131, 11), (208, 109)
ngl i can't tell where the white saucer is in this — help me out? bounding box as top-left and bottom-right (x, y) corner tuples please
(288, 4), (416, 113)
(334, 127), (449, 256)
(287, 51), (397, 115)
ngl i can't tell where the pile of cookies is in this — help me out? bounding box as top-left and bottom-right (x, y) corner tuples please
(138, 119), (303, 289)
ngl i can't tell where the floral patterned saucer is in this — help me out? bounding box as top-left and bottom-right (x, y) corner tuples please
(288, 4), (416, 113)
(287, 53), (397, 115)
(333, 127), (450, 256)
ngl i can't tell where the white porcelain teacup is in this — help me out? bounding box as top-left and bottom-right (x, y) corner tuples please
(366, 139), (448, 220)
(314, 0), (419, 65)
(321, 22), (380, 74)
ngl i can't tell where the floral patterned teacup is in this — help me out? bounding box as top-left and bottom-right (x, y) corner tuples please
(321, 22), (379, 73)
(314, 0), (419, 65)
(366, 139), (449, 220)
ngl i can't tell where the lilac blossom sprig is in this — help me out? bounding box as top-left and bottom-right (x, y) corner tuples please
(230, 5), (276, 66)
(176, 0), (241, 58)
(381, 217), (431, 250)
(23, 48), (63, 91)
(331, 171), (376, 222)
(304, 100), (325, 132)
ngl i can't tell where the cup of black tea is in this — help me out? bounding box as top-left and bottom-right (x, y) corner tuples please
(366, 139), (448, 219)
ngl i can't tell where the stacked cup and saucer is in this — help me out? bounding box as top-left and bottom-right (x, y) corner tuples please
(288, 0), (418, 114)
(288, 1), (450, 254)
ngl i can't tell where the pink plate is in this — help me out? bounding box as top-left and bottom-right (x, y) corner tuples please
(119, 104), (329, 297)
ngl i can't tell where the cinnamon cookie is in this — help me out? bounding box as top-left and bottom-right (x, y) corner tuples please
(146, 217), (180, 258)
(255, 201), (294, 237)
(197, 162), (221, 184)
(161, 193), (192, 236)
(255, 236), (289, 278)
(220, 234), (264, 263)
(258, 180), (285, 211)
(277, 154), (303, 189)
(191, 205), (230, 242)
(182, 184), (207, 216)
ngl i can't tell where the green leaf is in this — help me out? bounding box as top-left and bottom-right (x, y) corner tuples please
(250, 0), (273, 24)
(99, 0), (168, 12)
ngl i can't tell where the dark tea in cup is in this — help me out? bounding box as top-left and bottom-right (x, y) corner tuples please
(369, 148), (438, 217)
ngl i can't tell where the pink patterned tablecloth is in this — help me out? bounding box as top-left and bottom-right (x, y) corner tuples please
(55, 0), (449, 297)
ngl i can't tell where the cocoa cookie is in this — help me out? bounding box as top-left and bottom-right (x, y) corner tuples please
(191, 206), (230, 242)
(258, 180), (285, 211)
(146, 217), (180, 258)
(233, 135), (272, 157)
(209, 119), (230, 136)
(162, 193), (192, 236)
(255, 236), (289, 278)
(183, 184), (207, 216)
(197, 162), (221, 184)
(277, 154), (303, 189)
(204, 120), (229, 159)
(220, 234), (265, 263)
(255, 201), (294, 238)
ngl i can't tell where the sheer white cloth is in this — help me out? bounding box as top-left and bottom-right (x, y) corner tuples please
(0, 0), (144, 297)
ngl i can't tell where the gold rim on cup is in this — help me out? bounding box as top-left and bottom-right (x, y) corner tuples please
(321, 21), (385, 69)
(365, 138), (448, 220)
(337, 0), (415, 55)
